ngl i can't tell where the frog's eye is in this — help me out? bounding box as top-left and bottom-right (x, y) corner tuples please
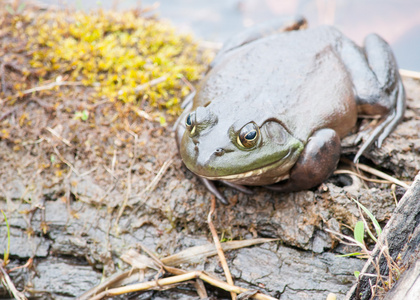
(237, 122), (260, 148)
(185, 112), (196, 135)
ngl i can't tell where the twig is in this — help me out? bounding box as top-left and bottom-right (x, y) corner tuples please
(82, 238), (280, 300)
(179, 75), (196, 93)
(133, 245), (207, 298)
(77, 269), (138, 300)
(0, 105), (19, 122)
(8, 258), (33, 273)
(161, 238), (279, 266)
(145, 158), (173, 192)
(114, 165), (132, 227)
(79, 167), (98, 177)
(46, 126), (72, 147)
(208, 196), (236, 300)
(399, 69), (420, 80)
(115, 132), (138, 226)
(354, 163), (411, 189)
(53, 146), (80, 176)
(0, 261), (27, 300)
(133, 75), (167, 94)
(334, 169), (392, 185)
(20, 80), (83, 94)
(2, 80), (83, 102)
(130, 106), (153, 121)
(88, 270), (277, 300)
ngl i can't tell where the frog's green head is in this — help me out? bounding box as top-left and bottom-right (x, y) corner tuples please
(180, 103), (305, 183)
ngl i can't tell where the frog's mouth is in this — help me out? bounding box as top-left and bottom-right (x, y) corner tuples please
(198, 150), (295, 185)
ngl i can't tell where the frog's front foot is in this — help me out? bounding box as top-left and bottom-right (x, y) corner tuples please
(199, 178), (253, 205)
(265, 128), (341, 192)
(199, 177), (229, 205)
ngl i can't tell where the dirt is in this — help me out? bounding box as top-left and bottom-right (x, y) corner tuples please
(1, 6), (420, 300)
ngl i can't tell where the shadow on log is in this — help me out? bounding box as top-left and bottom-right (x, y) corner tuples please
(346, 172), (420, 299)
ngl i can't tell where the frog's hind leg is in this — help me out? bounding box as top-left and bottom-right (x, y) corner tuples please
(352, 34), (406, 162)
(354, 81), (405, 162)
(210, 16), (307, 68)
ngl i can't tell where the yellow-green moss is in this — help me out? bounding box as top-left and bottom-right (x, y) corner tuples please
(23, 9), (211, 116)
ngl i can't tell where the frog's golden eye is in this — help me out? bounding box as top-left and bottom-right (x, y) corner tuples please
(185, 112), (196, 135)
(237, 123), (260, 148)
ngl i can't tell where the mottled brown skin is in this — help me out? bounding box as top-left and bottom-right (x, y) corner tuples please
(176, 16), (405, 204)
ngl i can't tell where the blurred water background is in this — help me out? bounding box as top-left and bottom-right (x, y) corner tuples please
(32, 0), (420, 71)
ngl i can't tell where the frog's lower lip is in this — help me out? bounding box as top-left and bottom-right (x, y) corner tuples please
(200, 150), (293, 181)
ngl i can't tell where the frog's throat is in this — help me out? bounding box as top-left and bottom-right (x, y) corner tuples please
(199, 153), (294, 183)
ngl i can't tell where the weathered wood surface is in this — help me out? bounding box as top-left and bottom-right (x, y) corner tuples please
(346, 172), (420, 300)
(383, 260), (420, 300)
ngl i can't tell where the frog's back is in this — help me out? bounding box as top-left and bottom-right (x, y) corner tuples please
(195, 26), (358, 143)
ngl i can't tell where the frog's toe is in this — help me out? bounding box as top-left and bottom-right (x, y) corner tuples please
(221, 181), (254, 195)
(353, 81), (405, 163)
(200, 177), (229, 205)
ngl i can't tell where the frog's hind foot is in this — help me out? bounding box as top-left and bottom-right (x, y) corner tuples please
(353, 81), (405, 163)
(352, 34), (406, 163)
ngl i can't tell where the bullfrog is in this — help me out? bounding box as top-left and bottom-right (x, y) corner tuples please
(175, 16), (405, 204)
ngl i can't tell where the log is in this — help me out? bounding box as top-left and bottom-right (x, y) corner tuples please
(346, 172), (420, 300)
(383, 260), (420, 300)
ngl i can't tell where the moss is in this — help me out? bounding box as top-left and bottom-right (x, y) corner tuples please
(21, 9), (211, 118)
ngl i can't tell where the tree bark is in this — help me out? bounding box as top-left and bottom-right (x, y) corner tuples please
(346, 172), (420, 300)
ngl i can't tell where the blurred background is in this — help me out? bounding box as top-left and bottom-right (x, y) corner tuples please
(32, 0), (420, 71)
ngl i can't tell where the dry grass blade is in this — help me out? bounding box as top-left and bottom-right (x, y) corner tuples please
(133, 75), (168, 94)
(121, 249), (161, 271)
(161, 238), (278, 266)
(122, 248), (208, 298)
(399, 69), (420, 80)
(334, 169), (392, 185)
(87, 270), (277, 300)
(145, 158), (174, 192)
(52, 146), (80, 176)
(0, 261), (27, 300)
(45, 126), (72, 147)
(2, 80), (83, 102)
(137, 243), (187, 276)
(354, 163), (411, 189)
(88, 271), (200, 300)
(81, 237), (280, 299)
(208, 196), (236, 300)
(194, 278), (208, 299)
(76, 269), (141, 300)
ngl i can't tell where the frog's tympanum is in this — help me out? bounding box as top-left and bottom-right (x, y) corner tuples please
(175, 16), (405, 204)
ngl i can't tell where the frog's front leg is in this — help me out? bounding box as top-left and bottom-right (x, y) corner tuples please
(265, 129), (341, 192)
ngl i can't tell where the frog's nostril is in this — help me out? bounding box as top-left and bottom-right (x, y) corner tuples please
(214, 148), (225, 156)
